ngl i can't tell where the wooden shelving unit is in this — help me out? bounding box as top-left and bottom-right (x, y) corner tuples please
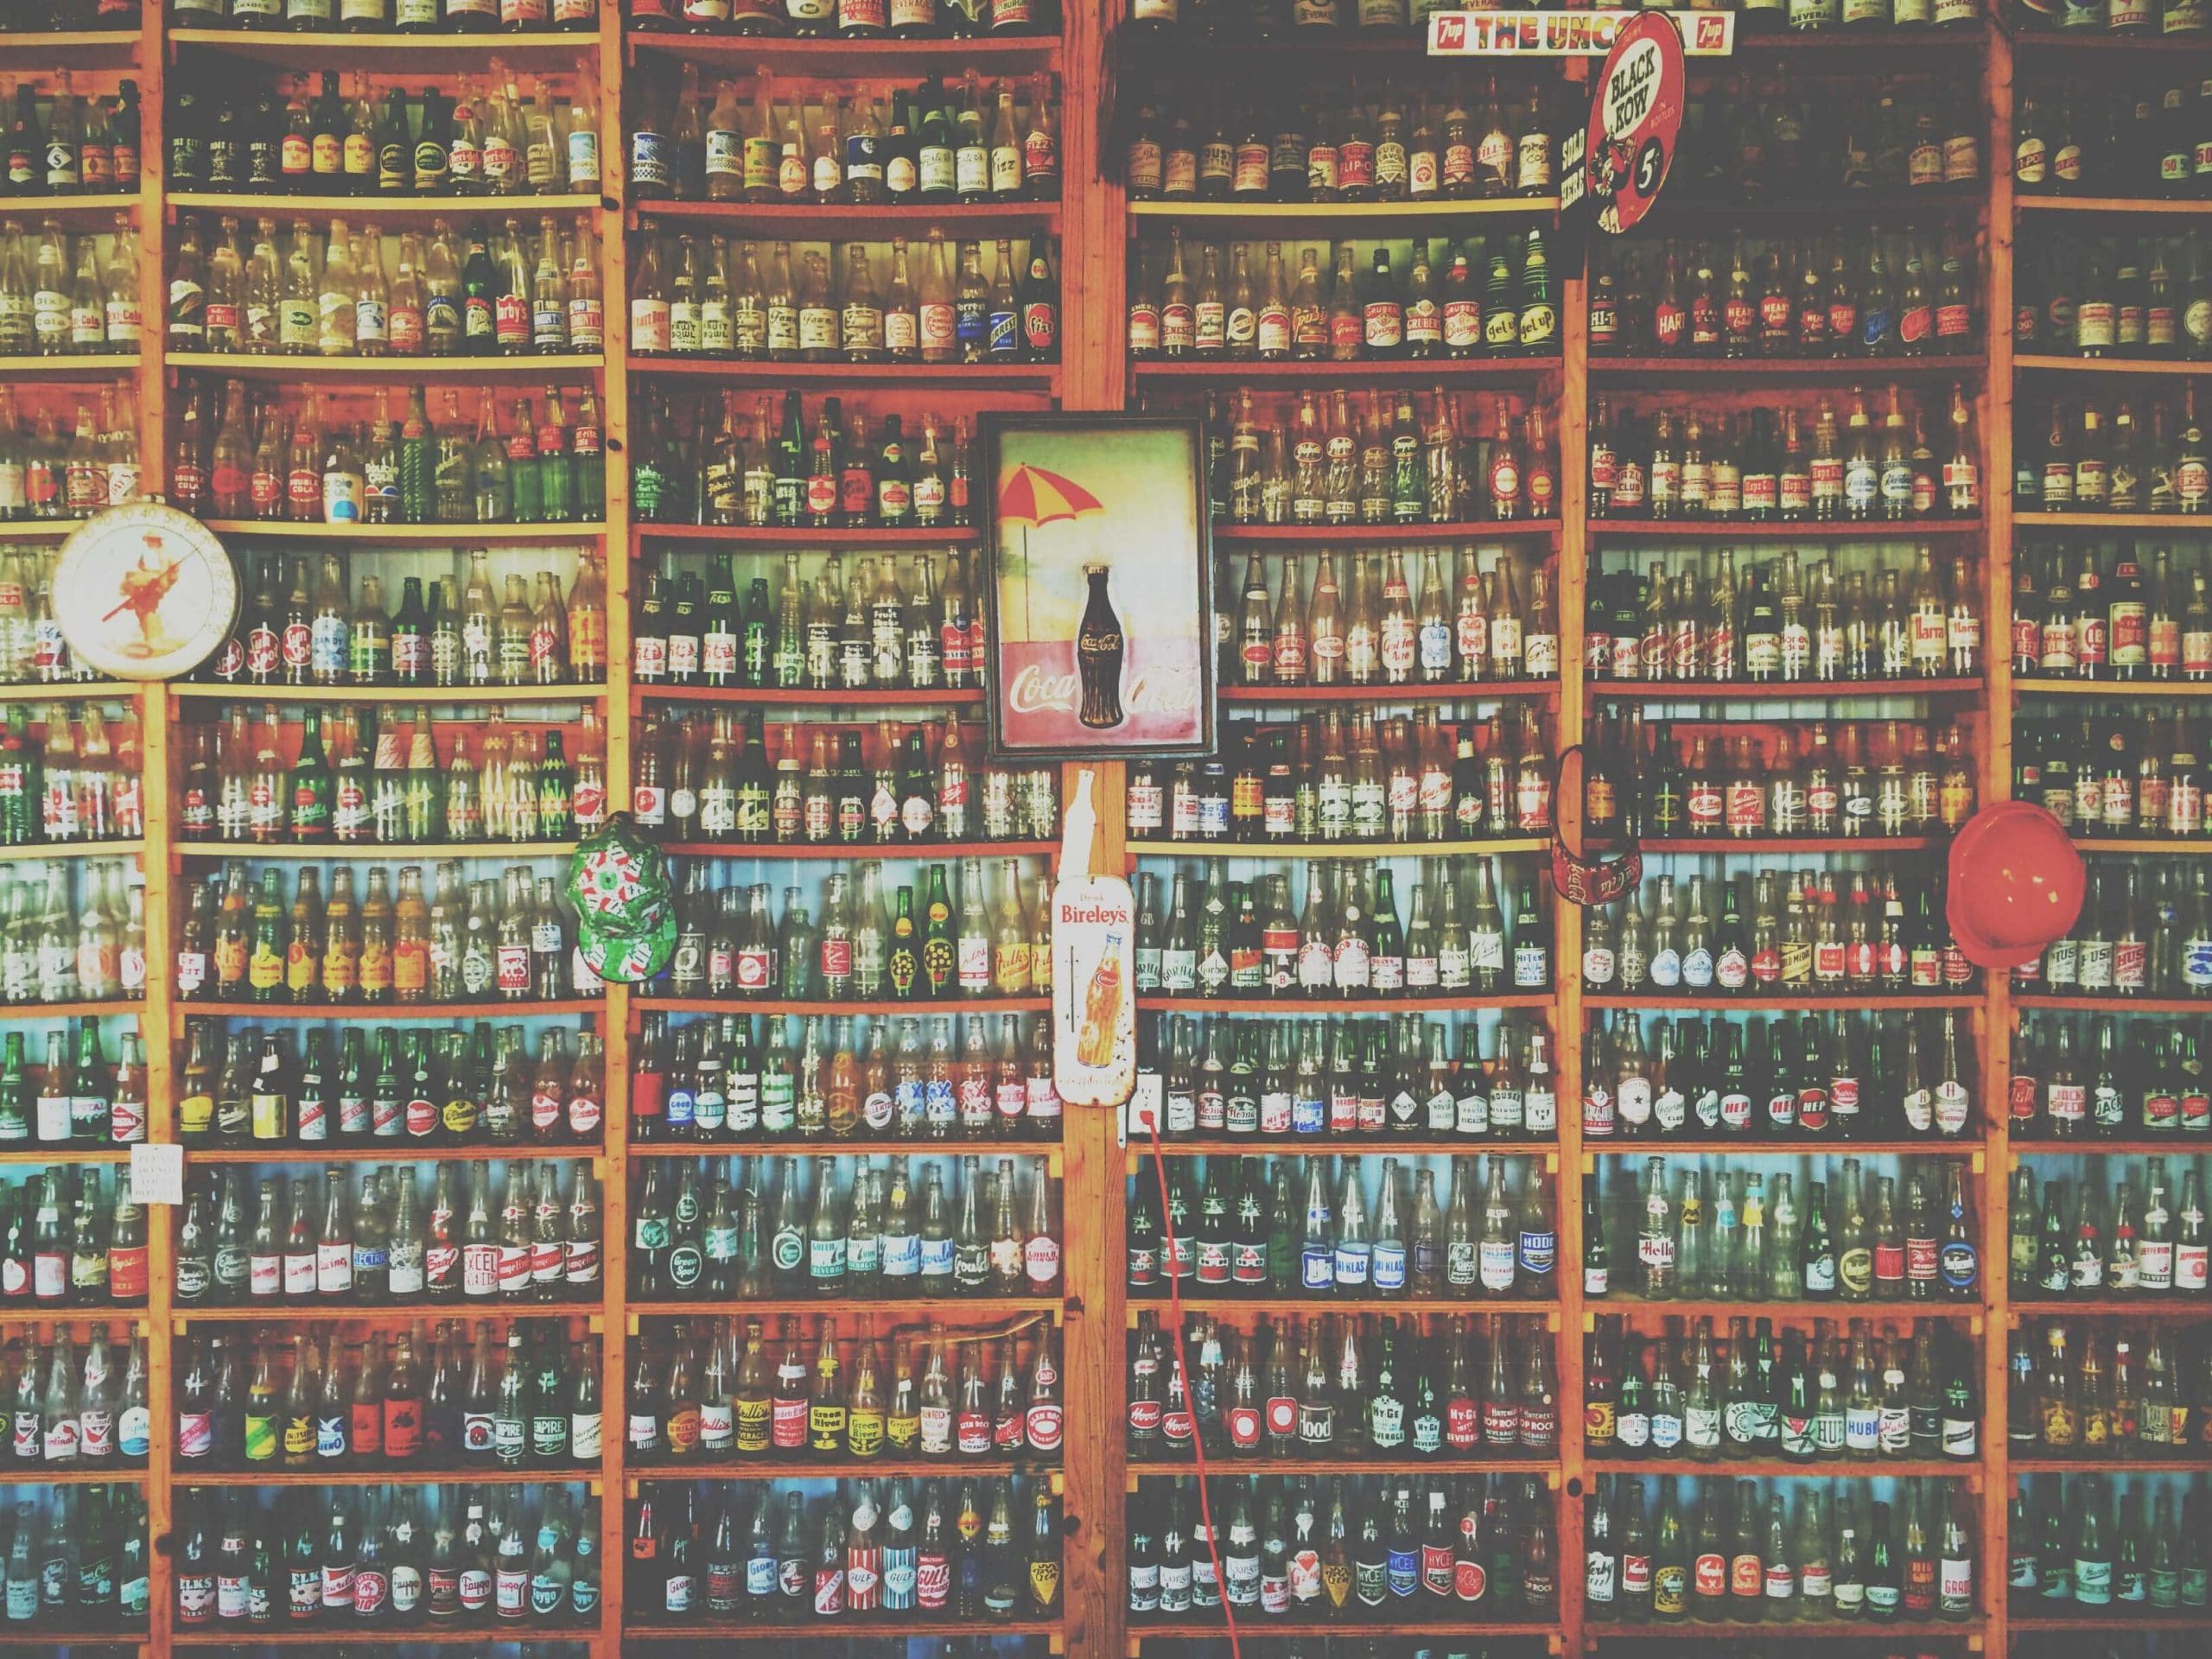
(13, 6), (2199, 1659)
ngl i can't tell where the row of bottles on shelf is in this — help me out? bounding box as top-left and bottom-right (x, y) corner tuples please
(2009, 1317), (2212, 1457)
(1135, 0), (1981, 36)
(1127, 1470), (1557, 1622)
(2017, 710), (2212, 835)
(1132, 855), (1554, 1000)
(1128, 1310), (1556, 1461)
(1, 76), (140, 200)
(1210, 391), (1554, 530)
(1589, 234), (1978, 361)
(0, 1322), (148, 1466)
(169, 70), (601, 199)
(628, 1314), (1060, 1462)
(2016, 80), (2212, 201)
(637, 856), (1053, 1005)
(2019, 389), (2212, 517)
(2012, 1014), (2212, 1136)
(209, 551), (608, 687)
(1585, 1314), (1978, 1465)
(170, 213), (605, 359)
(637, 715), (1056, 848)
(1122, 77), (1551, 206)
(171, 0), (601, 29)
(173, 1156), (604, 1307)
(1128, 232), (1554, 363)
(645, 394), (976, 531)
(182, 705), (601, 847)
(1591, 1155), (1980, 1305)
(0, 1486), (144, 1633)
(176, 859), (585, 1006)
(1128, 1151), (1554, 1301)
(0, 1166), (149, 1308)
(1580, 863), (1970, 998)
(1592, 388), (1982, 524)
(632, 557), (986, 701)
(176, 1482), (598, 1630)
(2007, 857), (2212, 999)
(2037, 0), (2212, 32)
(626, 1148), (1060, 1300)
(1580, 1474), (1977, 1626)
(175, 380), (606, 526)
(629, 1475), (1061, 1624)
(0, 860), (142, 1007)
(631, 232), (1059, 365)
(1139, 1011), (1555, 1141)
(2006, 1157), (2212, 1302)
(0, 218), (140, 357)
(2010, 1473), (2211, 1612)
(632, 67), (1059, 206)
(630, 0), (1055, 36)
(2017, 234), (2212, 360)
(178, 1017), (605, 1144)
(178, 1317), (598, 1471)
(1135, 712), (1554, 847)
(2010, 543), (2212, 681)
(0, 386), (143, 522)
(0, 548), (98, 683)
(1583, 1008), (1977, 1141)
(1672, 72), (1984, 204)
(632, 1009), (1062, 1141)
(0, 702), (143, 844)
(1588, 549), (1981, 685)
(0, 1020), (145, 1145)
(1580, 711), (1977, 837)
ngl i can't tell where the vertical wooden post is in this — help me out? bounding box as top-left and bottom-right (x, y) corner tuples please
(139, 679), (175, 1659)
(595, 10), (633, 1652)
(1980, 21), (2017, 1658)
(136, 0), (167, 497)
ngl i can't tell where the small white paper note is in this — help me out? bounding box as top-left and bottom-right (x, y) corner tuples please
(129, 1143), (184, 1206)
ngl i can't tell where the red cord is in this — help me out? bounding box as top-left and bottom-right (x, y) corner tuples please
(1145, 1116), (1242, 1659)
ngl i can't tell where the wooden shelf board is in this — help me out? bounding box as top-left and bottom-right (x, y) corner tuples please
(167, 350), (605, 378)
(2021, 512), (2212, 529)
(655, 839), (1055, 860)
(631, 995), (1050, 1016)
(635, 197), (1059, 234)
(632, 683), (981, 706)
(1133, 356), (1559, 382)
(632, 356), (1058, 388)
(1637, 836), (1940, 852)
(202, 518), (609, 542)
(1128, 837), (1548, 856)
(185, 1141), (599, 1162)
(1213, 519), (1561, 543)
(1587, 992), (1980, 1010)
(628, 1138), (1053, 1158)
(175, 840), (577, 860)
(1592, 677), (1983, 701)
(2018, 194), (2212, 214)
(179, 998), (603, 1020)
(1135, 993), (1557, 1013)
(2012, 994), (2212, 1014)
(1221, 681), (1559, 702)
(177, 1298), (599, 1322)
(167, 191), (594, 216)
(1592, 353), (1981, 382)
(2015, 677), (2212, 697)
(635, 521), (976, 544)
(2018, 353), (2209, 375)
(172, 682), (600, 703)
(625, 32), (1061, 73)
(1591, 517), (1984, 539)
(168, 25), (594, 68)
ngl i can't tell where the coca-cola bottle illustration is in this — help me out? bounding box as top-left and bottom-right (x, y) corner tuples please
(1077, 563), (1126, 730)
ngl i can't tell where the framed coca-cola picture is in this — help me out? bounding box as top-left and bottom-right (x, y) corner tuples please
(978, 412), (1217, 761)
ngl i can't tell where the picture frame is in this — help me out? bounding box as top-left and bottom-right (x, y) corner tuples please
(978, 411), (1217, 762)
